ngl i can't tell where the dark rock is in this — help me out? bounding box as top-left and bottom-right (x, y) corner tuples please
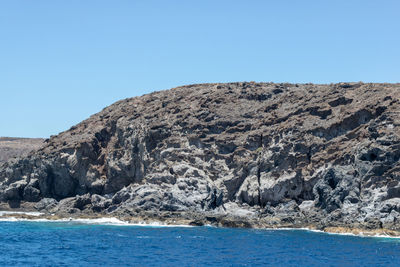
(34, 198), (58, 211)
(73, 193), (91, 210)
(23, 186), (41, 202)
(4, 181), (27, 200)
(313, 166), (360, 213)
(91, 194), (111, 212)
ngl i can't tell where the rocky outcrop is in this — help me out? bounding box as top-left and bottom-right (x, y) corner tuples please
(0, 82), (399, 231)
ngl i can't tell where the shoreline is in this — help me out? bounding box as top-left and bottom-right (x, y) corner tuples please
(1, 210), (399, 239)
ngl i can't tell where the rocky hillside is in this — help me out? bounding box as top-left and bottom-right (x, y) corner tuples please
(0, 137), (44, 163)
(0, 82), (399, 231)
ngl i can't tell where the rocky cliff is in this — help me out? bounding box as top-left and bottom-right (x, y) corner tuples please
(0, 82), (399, 232)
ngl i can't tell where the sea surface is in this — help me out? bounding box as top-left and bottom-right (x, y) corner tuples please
(0, 220), (399, 266)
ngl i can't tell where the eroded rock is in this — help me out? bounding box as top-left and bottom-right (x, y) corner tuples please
(0, 82), (399, 230)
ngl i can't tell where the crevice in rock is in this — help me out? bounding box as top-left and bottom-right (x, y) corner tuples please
(306, 106), (332, 119)
(310, 107), (387, 141)
(328, 97), (353, 107)
(264, 103), (278, 113)
(257, 162), (262, 207)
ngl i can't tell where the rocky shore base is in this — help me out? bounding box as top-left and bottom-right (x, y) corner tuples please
(1, 202), (399, 238)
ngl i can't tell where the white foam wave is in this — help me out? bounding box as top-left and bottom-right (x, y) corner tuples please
(0, 214), (193, 227)
(0, 213), (397, 238)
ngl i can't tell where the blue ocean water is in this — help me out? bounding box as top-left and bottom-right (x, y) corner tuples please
(0, 221), (399, 266)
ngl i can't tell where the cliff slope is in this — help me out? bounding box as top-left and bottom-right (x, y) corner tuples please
(0, 82), (399, 230)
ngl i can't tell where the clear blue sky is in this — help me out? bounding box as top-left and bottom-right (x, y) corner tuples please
(1, 0), (399, 138)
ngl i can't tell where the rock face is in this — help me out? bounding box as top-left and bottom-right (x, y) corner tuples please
(0, 137), (44, 163)
(0, 82), (399, 230)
